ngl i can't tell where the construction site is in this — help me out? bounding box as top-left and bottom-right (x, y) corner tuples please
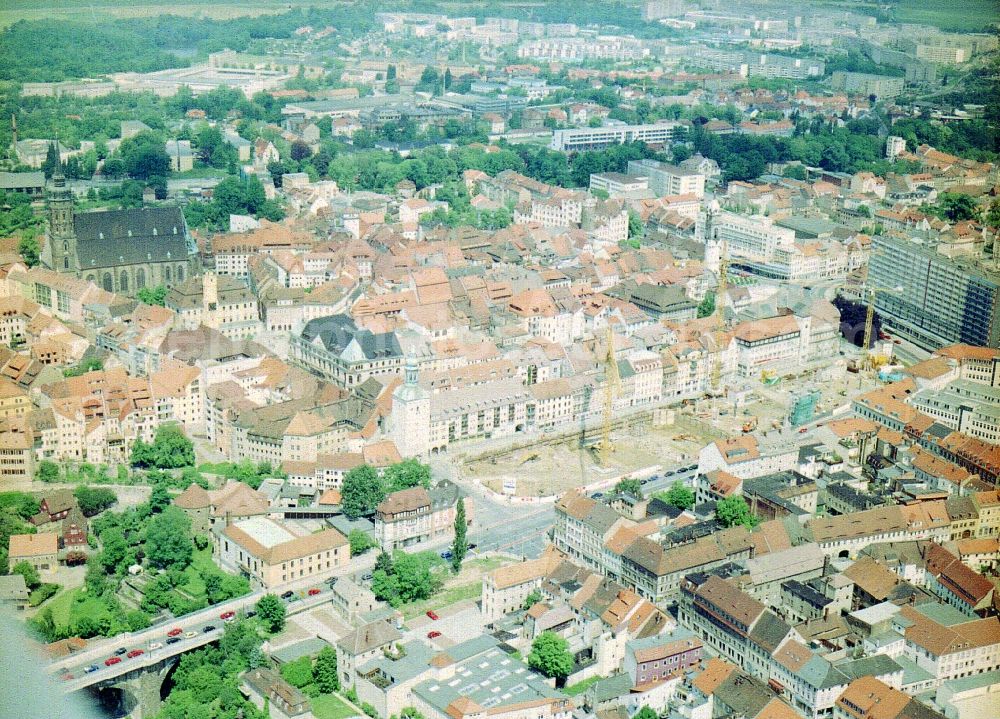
(460, 357), (868, 499)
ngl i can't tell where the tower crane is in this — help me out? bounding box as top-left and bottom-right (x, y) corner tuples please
(710, 240), (728, 394)
(598, 324), (621, 466)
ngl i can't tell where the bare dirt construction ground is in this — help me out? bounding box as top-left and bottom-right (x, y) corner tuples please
(467, 413), (727, 498)
(465, 362), (866, 499)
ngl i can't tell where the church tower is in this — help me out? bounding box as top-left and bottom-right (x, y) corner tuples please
(45, 162), (78, 273)
(391, 353), (430, 458)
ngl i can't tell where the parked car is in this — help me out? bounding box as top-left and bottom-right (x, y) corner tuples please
(105, 657), (121, 667)
(361, 573), (373, 581)
(149, 642), (162, 650)
(126, 649), (144, 659)
(427, 631), (441, 639)
(308, 588), (321, 596)
(167, 627), (182, 637)
(113, 648), (127, 656)
(798, 427), (808, 434)
(281, 590), (295, 600)
(83, 665), (98, 674)
(202, 625), (216, 633)
(426, 610), (439, 620)
(166, 637), (181, 646)
(468, 543), (477, 551)
(220, 611), (235, 621)
(245, 610), (256, 619)
(62, 673), (75, 680)
(440, 550), (453, 560)
(184, 631), (196, 639)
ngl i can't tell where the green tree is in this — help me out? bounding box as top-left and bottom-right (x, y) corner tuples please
(73, 485), (117, 516)
(41, 143), (60, 180)
(716, 495), (759, 529)
(12, 560), (40, 590)
(383, 459), (431, 492)
(371, 551), (440, 607)
(341, 464), (386, 519)
(131, 424), (195, 469)
(280, 655), (314, 688)
(451, 497), (468, 573)
(634, 707), (658, 719)
(615, 478), (642, 499)
(314, 645), (339, 693)
(213, 175), (267, 216)
(348, 529), (376, 556)
(149, 484), (171, 514)
(18, 236), (40, 267)
(697, 291), (716, 319)
(521, 589), (543, 610)
(527, 631), (574, 681)
(36, 460), (60, 483)
(136, 285), (167, 306)
(659, 481), (695, 510)
(98, 527), (129, 574)
(119, 131), (171, 180)
(144, 506), (193, 570)
(256, 593), (286, 632)
(931, 192), (981, 222)
(627, 210), (644, 240)
(290, 140), (312, 162)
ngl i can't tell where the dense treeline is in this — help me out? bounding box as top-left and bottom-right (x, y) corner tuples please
(0, 7), (377, 82)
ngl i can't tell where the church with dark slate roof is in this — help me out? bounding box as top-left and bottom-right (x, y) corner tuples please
(40, 168), (198, 296)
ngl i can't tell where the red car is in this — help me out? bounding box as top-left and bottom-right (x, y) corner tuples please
(798, 427), (808, 434)
(167, 627), (183, 637)
(61, 673), (74, 681)
(426, 610), (439, 620)
(105, 657), (121, 667)
(220, 611), (236, 621)
(126, 649), (144, 659)
(308, 588), (321, 596)
(427, 630), (441, 639)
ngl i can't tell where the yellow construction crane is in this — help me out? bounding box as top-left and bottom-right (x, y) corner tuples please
(598, 324), (621, 466)
(710, 241), (728, 394)
(861, 288), (878, 372)
(861, 285), (902, 372)
(714, 240), (728, 328)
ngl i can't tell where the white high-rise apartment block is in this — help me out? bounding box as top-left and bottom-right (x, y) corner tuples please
(886, 135), (906, 160)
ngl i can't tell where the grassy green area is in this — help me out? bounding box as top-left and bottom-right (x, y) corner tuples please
(180, 547), (213, 599)
(466, 556), (506, 573)
(311, 693), (357, 719)
(401, 580), (482, 620)
(197, 462), (234, 474)
(563, 675), (601, 697)
(173, 167), (229, 180)
(28, 583), (61, 608)
(895, 0), (998, 32)
(47, 586), (113, 629)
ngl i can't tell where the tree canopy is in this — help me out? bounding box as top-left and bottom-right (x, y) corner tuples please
(383, 459), (431, 492)
(451, 497), (468, 573)
(257, 593), (287, 633)
(658, 481), (695, 511)
(715, 495), (760, 529)
(131, 424), (195, 469)
(371, 550), (442, 607)
(615, 478), (643, 499)
(341, 464), (386, 519)
(527, 631), (574, 680)
(144, 506), (194, 570)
